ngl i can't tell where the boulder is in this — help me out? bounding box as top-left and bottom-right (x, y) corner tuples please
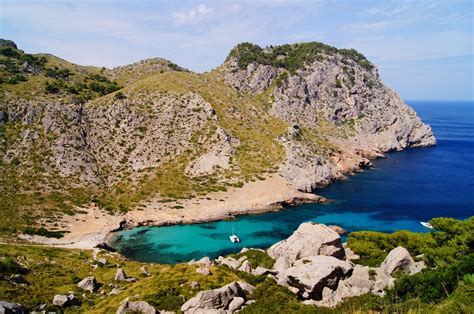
(109, 288), (121, 296)
(189, 256), (212, 266)
(238, 260), (252, 273)
(215, 256), (243, 269)
(140, 266), (151, 277)
(312, 265), (374, 306)
(327, 225), (347, 235)
(273, 256), (290, 274)
(117, 301), (156, 314)
(280, 255), (353, 300)
(52, 295), (69, 307)
(252, 266), (275, 276)
(180, 281), (255, 313)
(98, 258), (107, 266)
(77, 276), (99, 293)
(373, 268), (394, 295)
(0, 301), (26, 313)
(115, 268), (136, 282)
(228, 297), (245, 312)
(380, 247), (424, 275)
(115, 268), (127, 281)
(196, 267), (211, 276)
(237, 281), (256, 295)
(268, 223), (345, 266)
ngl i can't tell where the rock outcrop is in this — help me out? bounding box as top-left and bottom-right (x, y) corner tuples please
(381, 246), (425, 275)
(180, 281), (255, 313)
(268, 222), (345, 266)
(266, 222), (424, 307)
(280, 255), (353, 300)
(221, 43), (436, 191)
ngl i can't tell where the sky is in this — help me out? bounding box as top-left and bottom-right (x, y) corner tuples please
(1, 0), (472, 100)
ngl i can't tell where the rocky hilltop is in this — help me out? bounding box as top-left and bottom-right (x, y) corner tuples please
(0, 39), (435, 238)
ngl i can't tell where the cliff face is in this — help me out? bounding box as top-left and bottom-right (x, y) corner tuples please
(0, 40), (435, 229)
(219, 43), (435, 190)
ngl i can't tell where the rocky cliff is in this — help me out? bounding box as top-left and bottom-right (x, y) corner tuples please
(0, 40), (435, 233)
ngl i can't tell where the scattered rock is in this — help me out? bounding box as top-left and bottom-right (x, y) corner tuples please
(140, 266), (151, 276)
(228, 297), (245, 312)
(196, 267), (211, 276)
(115, 268), (136, 282)
(52, 295), (69, 307)
(115, 268), (127, 281)
(98, 258), (107, 266)
(190, 281), (200, 289)
(268, 222), (346, 266)
(180, 281), (255, 313)
(77, 276), (99, 293)
(109, 288), (121, 296)
(117, 301), (156, 314)
(0, 301), (26, 313)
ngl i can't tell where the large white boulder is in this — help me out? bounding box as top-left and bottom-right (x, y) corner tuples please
(381, 246), (425, 275)
(180, 281), (254, 313)
(268, 222), (345, 266)
(279, 255), (353, 300)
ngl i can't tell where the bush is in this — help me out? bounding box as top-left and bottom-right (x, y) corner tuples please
(227, 42), (372, 73)
(347, 217), (474, 268)
(114, 91), (126, 99)
(232, 249), (275, 269)
(23, 227), (64, 238)
(45, 81), (61, 93)
(7, 74), (27, 84)
(145, 288), (185, 311)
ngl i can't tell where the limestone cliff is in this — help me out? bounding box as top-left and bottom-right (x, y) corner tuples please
(218, 42), (435, 190)
(0, 40), (435, 231)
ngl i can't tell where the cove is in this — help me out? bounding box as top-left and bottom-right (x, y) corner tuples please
(111, 101), (474, 264)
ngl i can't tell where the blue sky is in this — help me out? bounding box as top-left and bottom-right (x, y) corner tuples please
(1, 0), (472, 100)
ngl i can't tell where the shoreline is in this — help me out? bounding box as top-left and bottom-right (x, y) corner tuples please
(19, 175), (326, 250)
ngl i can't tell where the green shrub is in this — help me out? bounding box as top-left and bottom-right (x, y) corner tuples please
(232, 249), (274, 269)
(386, 254), (474, 304)
(114, 91), (126, 99)
(144, 288), (185, 311)
(23, 227), (64, 238)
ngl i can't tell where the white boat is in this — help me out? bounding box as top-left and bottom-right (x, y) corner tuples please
(229, 222), (240, 243)
(420, 221), (433, 229)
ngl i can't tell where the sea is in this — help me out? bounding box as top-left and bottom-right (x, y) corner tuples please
(110, 101), (474, 264)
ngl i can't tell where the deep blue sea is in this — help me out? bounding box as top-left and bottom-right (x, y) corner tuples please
(111, 101), (474, 264)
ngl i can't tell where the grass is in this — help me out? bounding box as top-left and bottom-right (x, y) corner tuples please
(231, 249), (275, 269)
(0, 244), (240, 313)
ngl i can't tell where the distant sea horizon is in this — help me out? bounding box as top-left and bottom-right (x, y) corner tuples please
(112, 100), (474, 264)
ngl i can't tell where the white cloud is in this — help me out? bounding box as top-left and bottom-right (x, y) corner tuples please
(173, 4), (214, 25)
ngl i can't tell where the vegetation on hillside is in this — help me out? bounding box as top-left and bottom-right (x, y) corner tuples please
(0, 217), (472, 313)
(227, 42), (374, 73)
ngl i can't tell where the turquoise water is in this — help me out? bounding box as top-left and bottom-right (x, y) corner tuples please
(111, 101), (474, 264)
